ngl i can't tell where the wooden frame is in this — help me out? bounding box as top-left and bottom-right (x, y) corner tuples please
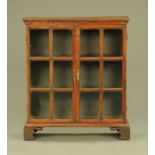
(23, 17), (130, 140)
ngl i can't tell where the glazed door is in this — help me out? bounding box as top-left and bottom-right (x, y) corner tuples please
(75, 26), (125, 123)
(29, 26), (77, 123)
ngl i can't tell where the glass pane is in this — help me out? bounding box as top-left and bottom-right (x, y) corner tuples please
(54, 92), (72, 119)
(31, 92), (50, 119)
(103, 92), (122, 118)
(53, 30), (73, 57)
(54, 61), (72, 88)
(103, 61), (122, 88)
(104, 30), (122, 56)
(80, 30), (99, 57)
(80, 92), (99, 119)
(80, 61), (99, 88)
(31, 61), (49, 88)
(30, 30), (49, 56)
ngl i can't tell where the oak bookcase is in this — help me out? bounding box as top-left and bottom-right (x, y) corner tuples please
(23, 17), (130, 140)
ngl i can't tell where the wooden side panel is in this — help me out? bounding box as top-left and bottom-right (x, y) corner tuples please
(99, 29), (104, 120)
(26, 27), (31, 121)
(122, 27), (127, 122)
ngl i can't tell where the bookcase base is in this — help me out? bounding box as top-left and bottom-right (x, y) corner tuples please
(24, 121), (130, 141)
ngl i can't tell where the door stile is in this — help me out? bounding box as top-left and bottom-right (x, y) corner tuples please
(122, 27), (127, 122)
(99, 29), (104, 121)
(73, 28), (80, 122)
(49, 29), (54, 120)
(72, 29), (76, 122)
(26, 27), (31, 122)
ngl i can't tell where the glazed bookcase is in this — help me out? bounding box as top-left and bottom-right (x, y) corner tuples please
(23, 17), (130, 140)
